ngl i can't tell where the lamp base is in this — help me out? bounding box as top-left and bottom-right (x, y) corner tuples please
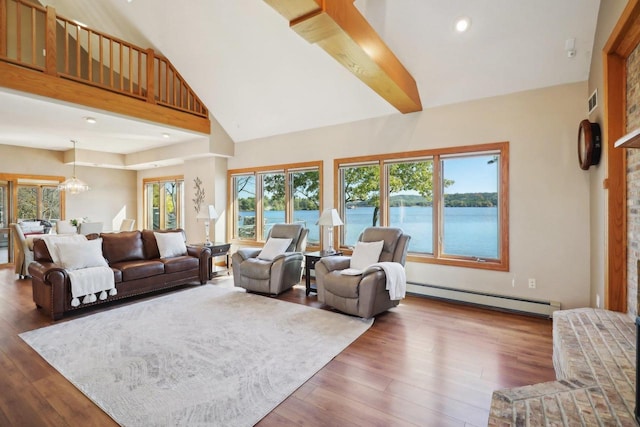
(204, 241), (213, 246)
(320, 249), (336, 256)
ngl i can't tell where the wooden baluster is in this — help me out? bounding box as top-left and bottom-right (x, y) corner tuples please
(16, 0), (20, 63)
(75, 25), (80, 77)
(87, 30), (92, 82)
(128, 46), (133, 93)
(30, 7), (34, 66)
(137, 50), (142, 96)
(119, 41), (123, 90)
(44, 6), (56, 75)
(146, 48), (155, 104)
(109, 39), (113, 89)
(0, 0), (7, 58)
(99, 34), (103, 85)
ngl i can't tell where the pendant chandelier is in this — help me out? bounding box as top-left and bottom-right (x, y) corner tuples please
(58, 140), (90, 194)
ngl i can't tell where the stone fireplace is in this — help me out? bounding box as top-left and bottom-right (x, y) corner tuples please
(627, 43), (640, 318)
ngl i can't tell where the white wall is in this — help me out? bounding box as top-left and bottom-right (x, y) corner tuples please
(0, 144), (137, 230)
(229, 82), (591, 309)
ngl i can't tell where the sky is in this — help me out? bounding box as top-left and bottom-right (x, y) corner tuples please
(442, 155), (498, 194)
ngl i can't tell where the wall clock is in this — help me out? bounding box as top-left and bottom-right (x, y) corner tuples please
(578, 119), (602, 170)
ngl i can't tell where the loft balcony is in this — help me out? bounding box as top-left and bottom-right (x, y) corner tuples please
(0, 0), (210, 134)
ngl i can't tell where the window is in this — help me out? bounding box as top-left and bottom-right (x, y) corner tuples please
(335, 142), (508, 271)
(0, 174), (64, 266)
(143, 176), (184, 230)
(16, 180), (61, 221)
(229, 162), (322, 245)
(340, 163), (380, 247)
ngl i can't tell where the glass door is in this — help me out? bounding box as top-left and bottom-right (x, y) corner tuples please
(0, 181), (10, 265)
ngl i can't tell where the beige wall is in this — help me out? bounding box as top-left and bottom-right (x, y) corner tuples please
(587, 0), (628, 309)
(230, 82), (591, 309)
(0, 144), (137, 230)
(137, 156), (228, 244)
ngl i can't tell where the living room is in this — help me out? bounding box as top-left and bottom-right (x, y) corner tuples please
(0, 0), (636, 425)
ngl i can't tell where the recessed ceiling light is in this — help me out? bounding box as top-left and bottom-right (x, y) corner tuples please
(454, 16), (471, 33)
(84, 117), (97, 124)
(162, 133), (170, 139)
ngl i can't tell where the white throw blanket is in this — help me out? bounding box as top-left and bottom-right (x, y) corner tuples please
(40, 234), (116, 306)
(67, 266), (117, 307)
(368, 262), (407, 300)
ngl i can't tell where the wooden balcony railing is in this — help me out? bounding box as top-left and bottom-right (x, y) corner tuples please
(0, 0), (208, 119)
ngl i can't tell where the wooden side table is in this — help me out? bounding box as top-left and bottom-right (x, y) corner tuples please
(304, 251), (343, 296)
(189, 242), (231, 279)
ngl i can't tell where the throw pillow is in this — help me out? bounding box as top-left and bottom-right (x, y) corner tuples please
(154, 232), (187, 259)
(56, 238), (108, 270)
(258, 237), (293, 261)
(350, 240), (384, 271)
(41, 234), (87, 264)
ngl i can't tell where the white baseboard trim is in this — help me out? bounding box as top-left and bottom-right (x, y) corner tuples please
(407, 282), (561, 318)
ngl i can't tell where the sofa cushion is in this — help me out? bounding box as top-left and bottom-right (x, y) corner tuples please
(101, 231), (145, 264)
(111, 260), (164, 281)
(163, 256), (199, 274)
(324, 271), (361, 298)
(111, 267), (123, 283)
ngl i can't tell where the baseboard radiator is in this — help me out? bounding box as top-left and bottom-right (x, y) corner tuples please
(407, 282), (561, 318)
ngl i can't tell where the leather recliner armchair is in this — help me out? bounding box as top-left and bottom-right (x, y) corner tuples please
(232, 223), (309, 295)
(315, 227), (410, 318)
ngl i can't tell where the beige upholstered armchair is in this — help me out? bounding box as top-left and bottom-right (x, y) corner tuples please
(11, 223), (34, 279)
(232, 223), (308, 295)
(315, 227), (411, 318)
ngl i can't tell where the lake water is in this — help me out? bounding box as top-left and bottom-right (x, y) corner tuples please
(241, 206), (499, 259)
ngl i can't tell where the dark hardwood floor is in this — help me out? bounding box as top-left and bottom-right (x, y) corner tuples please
(0, 266), (556, 426)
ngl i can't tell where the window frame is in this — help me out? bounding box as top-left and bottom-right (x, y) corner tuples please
(227, 161), (323, 248)
(334, 142), (509, 271)
(142, 175), (184, 230)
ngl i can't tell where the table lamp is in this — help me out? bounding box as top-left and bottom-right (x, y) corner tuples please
(197, 204), (219, 246)
(316, 208), (343, 255)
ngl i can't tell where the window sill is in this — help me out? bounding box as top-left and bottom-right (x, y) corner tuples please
(406, 253), (509, 272)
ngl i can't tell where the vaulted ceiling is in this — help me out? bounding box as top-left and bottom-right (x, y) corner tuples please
(0, 0), (601, 168)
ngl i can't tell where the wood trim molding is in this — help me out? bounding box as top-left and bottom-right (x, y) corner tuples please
(603, 0), (640, 312)
(264, 0), (422, 114)
(0, 61), (211, 134)
(332, 141), (509, 272)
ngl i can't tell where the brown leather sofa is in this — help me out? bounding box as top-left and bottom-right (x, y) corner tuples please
(29, 229), (211, 320)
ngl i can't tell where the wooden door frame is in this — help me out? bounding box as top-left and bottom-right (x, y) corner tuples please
(604, 0), (640, 311)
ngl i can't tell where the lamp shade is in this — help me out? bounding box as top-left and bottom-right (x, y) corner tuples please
(197, 205), (218, 220)
(316, 208), (343, 226)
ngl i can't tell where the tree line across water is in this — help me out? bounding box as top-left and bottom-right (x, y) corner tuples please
(239, 192), (498, 211)
(387, 192), (498, 208)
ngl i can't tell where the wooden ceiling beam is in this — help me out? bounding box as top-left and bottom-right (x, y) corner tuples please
(264, 0), (422, 114)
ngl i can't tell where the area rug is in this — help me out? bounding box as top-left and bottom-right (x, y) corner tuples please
(20, 285), (373, 426)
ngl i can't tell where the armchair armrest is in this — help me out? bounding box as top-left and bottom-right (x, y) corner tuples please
(318, 256), (351, 272)
(272, 251), (302, 262)
(237, 247), (262, 261)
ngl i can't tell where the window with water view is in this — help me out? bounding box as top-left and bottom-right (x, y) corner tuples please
(230, 163), (322, 245)
(336, 143), (508, 270)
